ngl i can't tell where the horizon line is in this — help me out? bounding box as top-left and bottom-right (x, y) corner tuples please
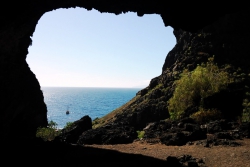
(40, 86), (146, 89)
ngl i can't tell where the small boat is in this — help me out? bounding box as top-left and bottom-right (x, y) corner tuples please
(66, 106), (70, 114)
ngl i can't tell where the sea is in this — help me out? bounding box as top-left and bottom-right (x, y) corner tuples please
(42, 87), (141, 129)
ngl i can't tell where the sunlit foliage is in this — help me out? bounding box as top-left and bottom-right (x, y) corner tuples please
(168, 57), (232, 120)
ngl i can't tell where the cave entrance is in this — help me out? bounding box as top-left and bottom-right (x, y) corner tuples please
(27, 7), (175, 129)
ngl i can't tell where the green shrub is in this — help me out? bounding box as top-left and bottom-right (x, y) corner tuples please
(64, 122), (74, 129)
(136, 130), (145, 139)
(168, 57), (232, 120)
(36, 120), (60, 141)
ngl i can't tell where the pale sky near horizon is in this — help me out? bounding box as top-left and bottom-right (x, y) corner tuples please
(27, 7), (176, 88)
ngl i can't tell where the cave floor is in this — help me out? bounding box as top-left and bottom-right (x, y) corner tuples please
(2, 138), (250, 167)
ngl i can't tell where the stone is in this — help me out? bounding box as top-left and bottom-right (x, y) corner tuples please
(77, 122), (137, 145)
(55, 115), (92, 144)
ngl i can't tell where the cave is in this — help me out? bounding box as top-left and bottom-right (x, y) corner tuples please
(0, 1), (248, 142)
(27, 8), (177, 129)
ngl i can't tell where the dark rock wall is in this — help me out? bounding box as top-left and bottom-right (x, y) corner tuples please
(0, 1), (247, 141)
(0, 10), (48, 140)
(163, 11), (250, 89)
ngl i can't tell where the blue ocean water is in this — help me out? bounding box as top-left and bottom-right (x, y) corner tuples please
(42, 87), (141, 129)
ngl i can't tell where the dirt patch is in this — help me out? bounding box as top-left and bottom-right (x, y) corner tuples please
(85, 138), (250, 167)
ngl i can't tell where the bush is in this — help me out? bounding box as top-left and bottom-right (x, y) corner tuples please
(168, 57), (232, 120)
(190, 108), (222, 123)
(136, 130), (145, 139)
(36, 120), (60, 141)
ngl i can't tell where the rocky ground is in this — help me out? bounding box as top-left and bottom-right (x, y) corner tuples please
(3, 117), (248, 167)
(59, 116), (250, 148)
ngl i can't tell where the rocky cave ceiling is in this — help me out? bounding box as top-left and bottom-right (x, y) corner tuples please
(0, 1), (246, 32)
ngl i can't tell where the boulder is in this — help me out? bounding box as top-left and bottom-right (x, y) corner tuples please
(55, 115), (92, 144)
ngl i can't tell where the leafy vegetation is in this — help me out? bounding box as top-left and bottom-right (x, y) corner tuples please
(36, 121), (74, 141)
(146, 83), (163, 95)
(136, 130), (145, 139)
(190, 108), (222, 123)
(64, 122), (74, 129)
(168, 57), (232, 120)
(36, 120), (60, 141)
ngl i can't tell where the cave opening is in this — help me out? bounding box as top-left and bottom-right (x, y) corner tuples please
(26, 7), (175, 128)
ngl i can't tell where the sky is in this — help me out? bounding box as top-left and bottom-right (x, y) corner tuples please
(27, 7), (176, 88)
